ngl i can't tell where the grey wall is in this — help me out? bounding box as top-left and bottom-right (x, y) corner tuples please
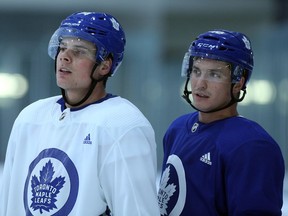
(0, 0), (287, 171)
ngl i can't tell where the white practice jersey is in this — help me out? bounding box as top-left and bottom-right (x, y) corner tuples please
(0, 94), (160, 216)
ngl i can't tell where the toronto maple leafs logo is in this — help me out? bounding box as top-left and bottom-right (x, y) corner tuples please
(158, 165), (176, 215)
(110, 17), (120, 31)
(242, 36), (251, 50)
(78, 12), (92, 16)
(30, 160), (65, 214)
(209, 30), (225, 35)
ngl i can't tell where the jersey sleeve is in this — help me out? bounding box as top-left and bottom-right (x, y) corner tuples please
(225, 140), (284, 215)
(98, 125), (160, 216)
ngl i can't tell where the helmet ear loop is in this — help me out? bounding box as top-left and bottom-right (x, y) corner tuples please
(54, 47), (61, 74)
(230, 65), (247, 102)
(182, 56), (194, 107)
(231, 83), (246, 103)
(54, 47), (69, 105)
(182, 72), (193, 106)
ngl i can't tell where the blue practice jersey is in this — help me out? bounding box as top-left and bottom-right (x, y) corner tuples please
(158, 112), (284, 216)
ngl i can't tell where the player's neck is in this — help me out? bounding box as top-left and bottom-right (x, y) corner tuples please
(65, 86), (107, 109)
(198, 107), (239, 124)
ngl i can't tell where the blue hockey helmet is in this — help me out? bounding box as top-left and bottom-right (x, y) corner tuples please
(181, 30), (254, 89)
(48, 12), (126, 76)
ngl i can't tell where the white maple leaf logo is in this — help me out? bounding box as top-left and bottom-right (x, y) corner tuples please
(158, 165), (176, 215)
(77, 12), (92, 16)
(242, 36), (251, 50)
(209, 30), (225, 35)
(110, 17), (120, 31)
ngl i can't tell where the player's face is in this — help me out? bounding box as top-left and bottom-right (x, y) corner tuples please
(56, 37), (96, 93)
(190, 58), (232, 112)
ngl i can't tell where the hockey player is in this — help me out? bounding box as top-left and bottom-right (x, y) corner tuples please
(157, 30), (284, 215)
(0, 12), (160, 215)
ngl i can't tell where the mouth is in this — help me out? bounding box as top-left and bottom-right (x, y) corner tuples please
(58, 67), (72, 74)
(194, 91), (209, 98)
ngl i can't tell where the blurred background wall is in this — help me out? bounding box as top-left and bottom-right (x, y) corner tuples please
(0, 0), (288, 212)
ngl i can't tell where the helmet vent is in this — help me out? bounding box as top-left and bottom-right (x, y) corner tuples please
(220, 43), (236, 52)
(97, 30), (107, 36)
(218, 46), (228, 51)
(203, 35), (220, 41)
(86, 27), (107, 36)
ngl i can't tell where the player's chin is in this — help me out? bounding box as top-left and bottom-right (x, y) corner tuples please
(193, 101), (214, 112)
(56, 80), (69, 89)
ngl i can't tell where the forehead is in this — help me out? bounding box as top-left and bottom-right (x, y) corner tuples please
(61, 37), (96, 49)
(193, 57), (229, 69)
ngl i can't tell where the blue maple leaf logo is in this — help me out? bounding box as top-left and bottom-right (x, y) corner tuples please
(30, 160), (65, 214)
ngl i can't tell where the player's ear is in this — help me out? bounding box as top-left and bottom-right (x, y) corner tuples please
(98, 59), (112, 76)
(233, 77), (245, 94)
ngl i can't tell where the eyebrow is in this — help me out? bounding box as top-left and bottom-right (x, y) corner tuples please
(192, 65), (229, 74)
(60, 41), (94, 50)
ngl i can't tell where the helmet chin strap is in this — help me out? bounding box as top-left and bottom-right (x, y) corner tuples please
(182, 76), (246, 113)
(54, 54), (106, 107)
(61, 62), (108, 107)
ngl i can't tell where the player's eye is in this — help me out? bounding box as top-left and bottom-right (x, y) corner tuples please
(191, 68), (201, 77)
(209, 71), (222, 79)
(59, 45), (67, 52)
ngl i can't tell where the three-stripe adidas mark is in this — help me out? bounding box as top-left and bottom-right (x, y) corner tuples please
(200, 152), (212, 165)
(83, 133), (92, 144)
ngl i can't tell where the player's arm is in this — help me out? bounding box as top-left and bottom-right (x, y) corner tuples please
(225, 140), (284, 216)
(98, 125), (160, 216)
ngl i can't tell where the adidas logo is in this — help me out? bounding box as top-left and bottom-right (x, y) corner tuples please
(200, 152), (212, 165)
(83, 133), (92, 144)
